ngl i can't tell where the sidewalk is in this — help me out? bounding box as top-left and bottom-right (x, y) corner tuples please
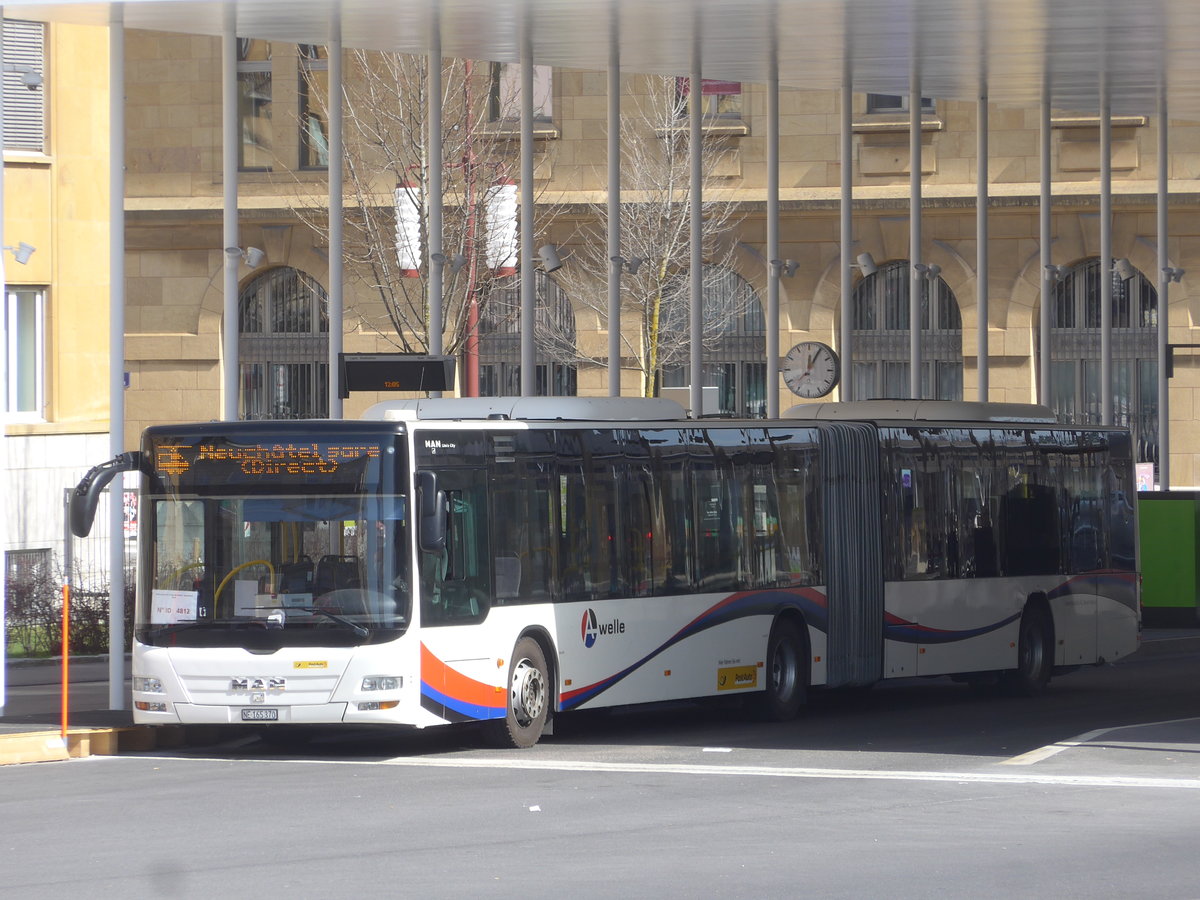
(0, 629), (1197, 764)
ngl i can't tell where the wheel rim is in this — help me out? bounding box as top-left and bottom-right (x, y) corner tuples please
(771, 640), (798, 703)
(1021, 619), (1045, 678)
(510, 657), (546, 727)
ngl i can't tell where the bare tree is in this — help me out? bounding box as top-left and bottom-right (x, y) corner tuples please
(292, 51), (560, 366)
(555, 76), (747, 397)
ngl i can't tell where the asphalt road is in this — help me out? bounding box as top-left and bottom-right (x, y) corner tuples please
(2, 643), (1199, 898)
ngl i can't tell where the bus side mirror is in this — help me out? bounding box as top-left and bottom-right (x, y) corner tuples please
(417, 471), (446, 553)
(69, 452), (146, 538)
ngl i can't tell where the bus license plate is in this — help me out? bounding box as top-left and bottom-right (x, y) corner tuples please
(241, 708), (279, 721)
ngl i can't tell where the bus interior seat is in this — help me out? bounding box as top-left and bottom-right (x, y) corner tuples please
(315, 555), (360, 594)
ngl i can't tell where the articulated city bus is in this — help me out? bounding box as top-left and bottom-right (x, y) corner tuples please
(70, 397), (1139, 747)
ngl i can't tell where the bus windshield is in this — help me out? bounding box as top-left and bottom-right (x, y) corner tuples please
(138, 430), (409, 649)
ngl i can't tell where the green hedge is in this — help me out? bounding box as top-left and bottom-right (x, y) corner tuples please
(4, 569), (135, 658)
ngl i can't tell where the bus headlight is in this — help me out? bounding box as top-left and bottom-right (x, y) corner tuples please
(133, 677), (164, 693)
(361, 676), (401, 691)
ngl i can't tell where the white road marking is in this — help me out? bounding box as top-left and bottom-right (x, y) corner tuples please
(1000, 716), (1200, 767)
(116, 752), (1200, 790)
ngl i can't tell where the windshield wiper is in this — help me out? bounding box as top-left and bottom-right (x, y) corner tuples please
(281, 606), (370, 639)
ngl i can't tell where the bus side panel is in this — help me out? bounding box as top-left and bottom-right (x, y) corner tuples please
(554, 595), (771, 710)
(886, 579), (1021, 677)
(1095, 572), (1140, 662)
(1050, 575), (1098, 666)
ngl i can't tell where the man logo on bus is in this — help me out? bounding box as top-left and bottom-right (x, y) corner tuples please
(581, 608), (624, 648)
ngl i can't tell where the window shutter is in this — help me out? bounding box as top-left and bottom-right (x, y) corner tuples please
(3, 19), (46, 152)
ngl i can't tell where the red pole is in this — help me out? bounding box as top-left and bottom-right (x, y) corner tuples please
(61, 584), (70, 741)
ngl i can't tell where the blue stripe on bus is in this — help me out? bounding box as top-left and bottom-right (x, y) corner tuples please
(420, 682), (507, 721)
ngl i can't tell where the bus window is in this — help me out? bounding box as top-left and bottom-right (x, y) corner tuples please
(650, 437), (694, 594)
(491, 466), (557, 604)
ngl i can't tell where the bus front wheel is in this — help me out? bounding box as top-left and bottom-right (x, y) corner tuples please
(751, 617), (808, 722)
(487, 636), (550, 749)
(1002, 604), (1053, 697)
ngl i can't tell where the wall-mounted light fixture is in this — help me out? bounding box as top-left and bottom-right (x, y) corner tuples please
(4, 242), (36, 265)
(770, 259), (800, 278)
(226, 246), (266, 268)
(1164, 266), (1185, 283)
(852, 252), (878, 276)
(3, 63), (42, 90)
(611, 255), (643, 275)
(432, 252), (468, 274)
(538, 244), (564, 273)
(1045, 264), (1070, 283)
(1113, 257), (1135, 282)
(913, 262), (942, 280)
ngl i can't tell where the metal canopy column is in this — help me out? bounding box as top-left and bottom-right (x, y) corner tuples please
(1157, 82), (1170, 489)
(689, 32), (703, 416)
(427, 9), (443, 395)
(1100, 75), (1113, 426)
(108, 9), (127, 709)
(519, 12), (535, 397)
(221, 10), (239, 421)
(977, 88), (989, 401)
(607, 16), (621, 396)
(327, 15), (344, 415)
(909, 53), (922, 399)
(765, 44), (780, 419)
(1038, 84), (1051, 405)
(840, 55), (853, 401)
(0, 4), (7, 712)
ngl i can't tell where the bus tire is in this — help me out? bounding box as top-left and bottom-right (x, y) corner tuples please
(751, 617), (808, 722)
(1002, 603), (1053, 697)
(487, 636), (550, 749)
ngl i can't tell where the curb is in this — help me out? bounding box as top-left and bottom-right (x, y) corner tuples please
(0, 723), (198, 766)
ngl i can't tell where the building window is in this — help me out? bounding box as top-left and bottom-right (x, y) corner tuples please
(5, 287), (45, 419)
(479, 272), (577, 396)
(5, 547), (51, 585)
(866, 94), (935, 115)
(3, 19), (46, 152)
(661, 266), (766, 417)
(1047, 257), (1158, 465)
(237, 38), (273, 170)
(239, 267), (329, 419)
(298, 44), (329, 168)
(675, 78), (743, 119)
(852, 260), (963, 400)
(488, 63), (553, 123)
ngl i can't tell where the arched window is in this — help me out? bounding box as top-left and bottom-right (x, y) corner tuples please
(1047, 257), (1158, 464)
(238, 267), (329, 419)
(851, 260), (963, 400)
(661, 265), (766, 417)
(479, 272), (578, 396)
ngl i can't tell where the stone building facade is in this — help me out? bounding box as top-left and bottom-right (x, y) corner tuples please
(119, 31), (1200, 483)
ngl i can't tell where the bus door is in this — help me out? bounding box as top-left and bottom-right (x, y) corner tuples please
(818, 422), (884, 687)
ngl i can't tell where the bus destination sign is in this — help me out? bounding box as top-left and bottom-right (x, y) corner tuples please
(154, 441), (382, 478)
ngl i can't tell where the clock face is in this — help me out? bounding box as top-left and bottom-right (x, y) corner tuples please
(781, 341), (841, 398)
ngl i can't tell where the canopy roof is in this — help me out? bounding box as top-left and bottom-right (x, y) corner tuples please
(9, 0), (1200, 121)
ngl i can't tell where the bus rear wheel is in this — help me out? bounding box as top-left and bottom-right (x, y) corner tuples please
(751, 618), (808, 722)
(1002, 604), (1053, 697)
(487, 636), (550, 749)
